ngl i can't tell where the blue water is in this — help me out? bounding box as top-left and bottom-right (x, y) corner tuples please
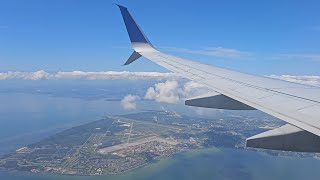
(0, 90), (320, 180)
(1, 148), (320, 180)
(0, 92), (124, 154)
(0, 91), (187, 154)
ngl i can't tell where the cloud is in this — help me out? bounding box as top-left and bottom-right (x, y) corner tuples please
(128, 75), (320, 107)
(274, 54), (320, 62)
(144, 80), (211, 104)
(308, 26), (320, 31)
(162, 46), (320, 62)
(268, 75), (320, 87)
(191, 107), (224, 117)
(121, 95), (140, 110)
(0, 26), (8, 29)
(144, 80), (181, 103)
(0, 70), (179, 81)
(0, 70), (50, 80)
(137, 75), (320, 114)
(1, 70), (319, 89)
(53, 71), (179, 80)
(182, 81), (211, 97)
(163, 46), (253, 59)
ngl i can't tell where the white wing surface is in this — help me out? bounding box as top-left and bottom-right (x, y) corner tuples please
(117, 5), (320, 152)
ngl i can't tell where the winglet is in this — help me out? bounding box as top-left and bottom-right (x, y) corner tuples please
(117, 5), (152, 45)
(123, 51), (142, 66)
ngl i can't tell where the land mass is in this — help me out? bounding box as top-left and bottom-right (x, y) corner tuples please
(0, 111), (317, 176)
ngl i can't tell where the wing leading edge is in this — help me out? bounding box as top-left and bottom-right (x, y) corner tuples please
(116, 5), (320, 152)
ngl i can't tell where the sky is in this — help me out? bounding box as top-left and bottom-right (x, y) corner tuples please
(0, 0), (320, 75)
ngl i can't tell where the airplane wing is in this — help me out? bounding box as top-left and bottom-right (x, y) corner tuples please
(116, 5), (320, 152)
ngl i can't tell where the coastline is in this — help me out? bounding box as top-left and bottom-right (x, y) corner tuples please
(2, 148), (320, 180)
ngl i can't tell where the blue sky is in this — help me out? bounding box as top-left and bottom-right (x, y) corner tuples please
(0, 0), (320, 75)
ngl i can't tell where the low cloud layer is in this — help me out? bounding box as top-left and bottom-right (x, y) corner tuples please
(0, 70), (179, 81)
(1, 70), (319, 88)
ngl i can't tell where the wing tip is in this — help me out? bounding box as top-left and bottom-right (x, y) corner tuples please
(115, 4), (127, 9)
(116, 4), (153, 45)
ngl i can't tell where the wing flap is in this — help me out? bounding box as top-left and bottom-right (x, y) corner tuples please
(246, 124), (320, 152)
(185, 92), (255, 110)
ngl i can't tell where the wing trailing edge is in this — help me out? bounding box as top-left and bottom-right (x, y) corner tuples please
(246, 124), (320, 152)
(185, 92), (255, 110)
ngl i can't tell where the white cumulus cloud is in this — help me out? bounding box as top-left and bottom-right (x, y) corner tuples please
(121, 95), (140, 110)
(182, 81), (211, 97)
(144, 80), (181, 103)
(143, 80), (211, 104)
(123, 74), (320, 109)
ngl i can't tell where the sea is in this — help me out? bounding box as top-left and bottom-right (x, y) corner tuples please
(1, 80), (320, 180)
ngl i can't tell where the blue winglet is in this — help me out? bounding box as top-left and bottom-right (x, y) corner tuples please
(117, 5), (152, 45)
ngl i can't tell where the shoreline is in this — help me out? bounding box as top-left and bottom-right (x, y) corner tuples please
(0, 148), (219, 177)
